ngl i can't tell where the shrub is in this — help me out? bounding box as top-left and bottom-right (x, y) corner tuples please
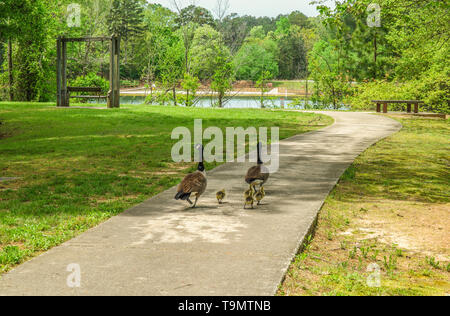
(145, 91), (172, 105)
(346, 69), (449, 114)
(69, 73), (109, 95)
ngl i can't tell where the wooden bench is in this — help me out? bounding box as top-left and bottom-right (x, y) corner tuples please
(372, 100), (424, 114)
(67, 86), (107, 102)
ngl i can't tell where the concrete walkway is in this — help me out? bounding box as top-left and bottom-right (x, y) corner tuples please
(0, 112), (402, 296)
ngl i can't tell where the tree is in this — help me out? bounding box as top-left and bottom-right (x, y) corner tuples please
(107, 0), (145, 64)
(159, 36), (185, 106)
(190, 25), (231, 81)
(213, 0), (231, 23)
(255, 70), (272, 108)
(3, 0), (53, 102)
(211, 55), (234, 108)
(220, 13), (248, 54)
(277, 25), (308, 79)
(175, 4), (215, 27)
(0, 0), (20, 101)
(181, 73), (200, 106)
(171, 2), (215, 74)
(134, 4), (178, 86)
(234, 42), (278, 81)
(274, 17), (290, 37)
(309, 40), (351, 109)
(288, 11), (311, 29)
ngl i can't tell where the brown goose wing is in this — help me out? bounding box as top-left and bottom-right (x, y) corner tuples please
(246, 165), (270, 184)
(178, 172), (206, 194)
(245, 165), (261, 184)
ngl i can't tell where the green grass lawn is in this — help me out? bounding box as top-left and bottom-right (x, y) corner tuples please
(270, 80), (312, 91)
(0, 102), (332, 274)
(280, 115), (450, 296)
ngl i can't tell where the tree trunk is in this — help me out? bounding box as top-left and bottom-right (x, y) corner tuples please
(173, 87), (177, 106)
(332, 86), (337, 110)
(305, 79), (308, 108)
(373, 32), (377, 79)
(218, 92), (223, 108)
(8, 38), (14, 101)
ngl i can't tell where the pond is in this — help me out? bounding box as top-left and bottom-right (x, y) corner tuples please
(88, 96), (349, 110)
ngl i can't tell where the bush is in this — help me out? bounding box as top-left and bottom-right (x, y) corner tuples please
(347, 71), (449, 114)
(69, 73), (109, 95)
(145, 91), (172, 105)
(415, 68), (450, 114)
(346, 80), (416, 111)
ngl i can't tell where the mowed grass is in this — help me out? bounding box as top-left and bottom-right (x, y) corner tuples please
(280, 116), (450, 296)
(270, 80), (311, 91)
(0, 102), (332, 274)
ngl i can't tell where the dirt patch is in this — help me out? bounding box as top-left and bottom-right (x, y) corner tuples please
(347, 201), (450, 262)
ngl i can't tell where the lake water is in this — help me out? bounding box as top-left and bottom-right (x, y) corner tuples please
(88, 96), (348, 110)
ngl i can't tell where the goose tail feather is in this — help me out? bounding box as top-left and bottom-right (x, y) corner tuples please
(175, 191), (191, 201)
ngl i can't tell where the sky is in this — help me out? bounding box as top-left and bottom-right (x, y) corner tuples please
(148, 0), (335, 18)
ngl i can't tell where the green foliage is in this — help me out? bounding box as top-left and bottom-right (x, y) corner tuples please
(70, 73), (109, 94)
(107, 0), (144, 40)
(175, 5), (215, 28)
(234, 43), (278, 81)
(347, 72), (450, 114)
(309, 40), (352, 109)
(0, 246), (26, 265)
(313, 0), (449, 111)
(211, 56), (234, 108)
(159, 35), (185, 97)
(277, 25), (308, 79)
(190, 25), (230, 80)
(426, 257), (441, 270)
(181, 73), (200, 107)
(145, 91), (172, 105)
(7, 0), (54, 102)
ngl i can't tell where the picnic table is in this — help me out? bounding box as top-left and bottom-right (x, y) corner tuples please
(372, 100), (424, 113)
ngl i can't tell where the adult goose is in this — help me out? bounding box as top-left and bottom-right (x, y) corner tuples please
(245, 142), (270, 193)
(175, 144), (207, 208)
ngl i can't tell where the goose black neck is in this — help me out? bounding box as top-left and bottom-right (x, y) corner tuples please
(198, 145), (205, 172)
(257, 142), (263, 165)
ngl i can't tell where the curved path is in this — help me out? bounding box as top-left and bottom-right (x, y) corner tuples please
(0, 112), (401, 296)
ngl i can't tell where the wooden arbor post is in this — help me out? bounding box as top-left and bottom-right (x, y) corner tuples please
(108, 35), (120, 108)
(56, 37), (69, 107)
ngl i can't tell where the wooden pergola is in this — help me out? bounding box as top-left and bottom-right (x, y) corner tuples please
(56, 36), (120, 108)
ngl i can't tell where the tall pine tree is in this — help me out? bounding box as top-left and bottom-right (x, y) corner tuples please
(107, 0), (144, 64)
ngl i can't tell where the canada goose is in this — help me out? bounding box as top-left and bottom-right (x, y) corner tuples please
(175, 144), (207, 208)
(216, 189), (226, 204)
(245, 142), (270, 193)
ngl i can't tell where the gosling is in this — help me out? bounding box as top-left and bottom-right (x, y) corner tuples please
(244, 187), (254, 209)
(244, 195), (254, 209)
(216, 189), (226, 204)
(244, 188), (253, 199)
(255, 189), (264, 205)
